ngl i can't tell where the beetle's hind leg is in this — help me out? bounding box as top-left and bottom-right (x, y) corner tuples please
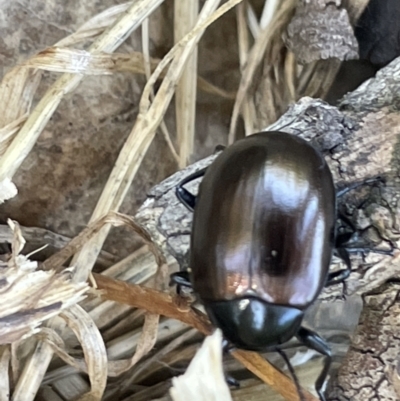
(176, 167), (208, 211)
(336, 177), (395, 255)
(296, 327), (332, 401)
(220, 339), (240, 388)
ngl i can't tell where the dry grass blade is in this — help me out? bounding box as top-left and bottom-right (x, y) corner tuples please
(15, 210), (165, 401)
(0, 114), (29, 156)
(70, 0), (242, 285)
(0, 223), (116, 268)
(0, 67), (41, 202)
(140, 0), (244, 113)
(60, 305), (107, 401)
(142, 18), (180, 164)
(122, 327), (198, 388)
(106, 313), (160, 377)
(36, 314), (107, 400)
(106, 318), (188, 361)
(39, 211), (165, 384)
(0, 220), (88, 345)
(0, 67), (41, 153)
(246, 3), (260, 38)
(21, 47), (235, 99)
(170, 329), (232, 401)
(260, 0), (280, 29)
(229, 0), (296, 143)
(0, 223), (69, 249)
(174, 0), (199, 168)
(0, 346), (10, 401)
(236, 2), (256, 136)
(93, 274), (212, 334)
(284, 50), (297, 101)
(299, 59), (341, 99)
(94, 274), (318, 401)
(0, 1), (133, 188)
(37, 327), (87, 372)
(0, 0), (165, 191)
(43, 212), (166, 276)
(41, 316), (185, 389)
(57, 2), (134, 47)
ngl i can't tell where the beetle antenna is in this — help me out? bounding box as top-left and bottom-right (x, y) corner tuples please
(276, 348), (305, 401)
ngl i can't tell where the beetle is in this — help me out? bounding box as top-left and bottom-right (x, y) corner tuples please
(171, 131), (354, 401)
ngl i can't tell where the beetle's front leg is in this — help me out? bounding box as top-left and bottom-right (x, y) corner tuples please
(336, 176), (384, 198)
(326, 245), (351, 287)
(169, 271), (192, 295)
(296, 327), (332, 401)
(220, 339), (240, 387)
(176, 167), (208, 211)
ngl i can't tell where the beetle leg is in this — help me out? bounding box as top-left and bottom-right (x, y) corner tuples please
(336, 176), (384, 198)
(222, 338), (236, 354)
(225, 375), (240, 388)
(220, 339), (240, 387)
(169, 271), (192, 287)
(176, 167), (208, 211)
(336, 211), (396, 256)
(275, 347), (305, 401)
(169, 271), (192, 295)
(296, 327), (332, 401)
(345, 246), (394, 255)
(336, 212), (356, 233)
(326, 246), (351, 287)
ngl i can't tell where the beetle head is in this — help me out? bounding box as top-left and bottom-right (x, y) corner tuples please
(204, 297), (304, 351)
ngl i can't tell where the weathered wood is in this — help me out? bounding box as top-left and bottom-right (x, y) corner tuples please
(136, 56), (400, 400)
(330, 283), (400, 400)
(286, 1), (358, 64)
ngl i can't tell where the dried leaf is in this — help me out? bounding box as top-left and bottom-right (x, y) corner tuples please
(170, 329), (232, 401)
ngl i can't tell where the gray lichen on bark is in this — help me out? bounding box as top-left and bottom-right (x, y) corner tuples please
(286, 0), (359, 64)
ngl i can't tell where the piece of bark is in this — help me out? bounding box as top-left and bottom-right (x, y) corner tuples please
(136, 56), (400, 399)
(329, 283), (400, 400)
(286, 1), (359, 64)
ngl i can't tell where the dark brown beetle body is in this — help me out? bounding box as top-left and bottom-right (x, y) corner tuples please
(173, 131), (351, 401)
(191, 131), (335, 349)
